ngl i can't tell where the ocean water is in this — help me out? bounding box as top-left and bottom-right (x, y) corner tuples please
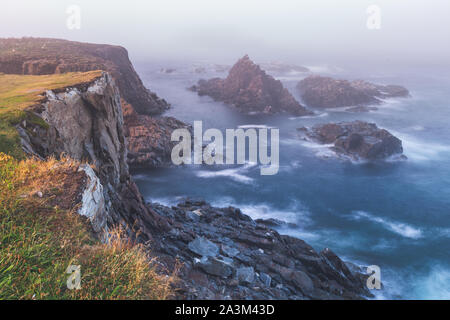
(132, 61), (450, 299)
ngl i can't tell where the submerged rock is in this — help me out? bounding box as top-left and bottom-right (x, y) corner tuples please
(297, 75), (409, 108)
(298, 121), (405, 161)
(190, 55), (312, 116)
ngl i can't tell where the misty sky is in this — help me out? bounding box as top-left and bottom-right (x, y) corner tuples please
(1, 0), (449, 67)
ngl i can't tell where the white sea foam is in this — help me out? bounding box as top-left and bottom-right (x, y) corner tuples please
(289, 112), (328, 120)
(413, 266), (450, 300)
(211, 197), (311, 226)
(389, 130), (450, 161)
(195, 163), (257, 184)
(351, 211), (423, 239)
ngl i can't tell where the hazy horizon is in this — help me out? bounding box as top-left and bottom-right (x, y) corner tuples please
(1, 0), (449, 69)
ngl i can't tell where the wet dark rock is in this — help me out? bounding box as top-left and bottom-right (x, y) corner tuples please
(148, 200), (372, 300)
(297, 75), (409, 108)
(188, 236), (220, 257)
(123, 101), (191, 168)
(297, 121), (406, 161)
(190, 55), (312, 116)
(236, 266), (255, 284)
(196, 256), (234, 278)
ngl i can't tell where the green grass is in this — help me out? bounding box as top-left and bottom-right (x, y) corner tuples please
(0, 153), (176, 299)
(0, 71), (102, 158)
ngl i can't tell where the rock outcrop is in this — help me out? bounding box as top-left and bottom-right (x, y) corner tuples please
(298, 121), (405, 161)
(122, 101), (191, 167)
(16, 72), (169, 240)
(190, 55), (312, 116)
(297, 75), (409, 108)
(0, 37), (168, 115)
(148, 199), (372, 300)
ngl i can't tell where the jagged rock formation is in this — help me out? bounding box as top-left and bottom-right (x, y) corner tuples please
(16, 72), (169, 240)
(149, 199), (372, 299)
(297, 75), (409, 108)
(190, 55), (312, 116)
(297, 121), (405, 161)
(122, 101), (191, 167)
(13, 71), (371, 299)
(0, 37), (168, 115)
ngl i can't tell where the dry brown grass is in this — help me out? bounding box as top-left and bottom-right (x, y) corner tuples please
(0, 153), (176, 300)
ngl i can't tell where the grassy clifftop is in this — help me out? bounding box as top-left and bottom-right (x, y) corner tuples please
(0, 38), (169, 115)
(0, 71), (102, 158)
(0, 72), (176, 299)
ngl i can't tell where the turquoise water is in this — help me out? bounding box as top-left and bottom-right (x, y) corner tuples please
(133, 62), (450, 299)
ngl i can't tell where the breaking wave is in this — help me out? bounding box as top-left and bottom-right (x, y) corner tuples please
(351, 211), (423, 239)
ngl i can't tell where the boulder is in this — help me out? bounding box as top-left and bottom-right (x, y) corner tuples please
(188, 236), (220, 257)
(196, 256), (234, 278)
(236, 266), (255, 284)
(298, 121), (405, 161)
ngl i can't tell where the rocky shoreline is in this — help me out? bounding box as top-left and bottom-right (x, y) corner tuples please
(148, 199), (372, 300)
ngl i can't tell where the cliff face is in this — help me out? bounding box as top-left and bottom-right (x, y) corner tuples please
(0, 38), (168, 115)
(12, 71), (371, 299)
(191, 55), (312, 116)
(17, 72), (169, 238)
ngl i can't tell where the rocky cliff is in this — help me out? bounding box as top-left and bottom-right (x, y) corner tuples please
(191, 55), (312, 116)
(11, 71), (371, 299)
(0, 37), (168, 115)
(16, 72), (169, 240)
(297, 75), (409, 108)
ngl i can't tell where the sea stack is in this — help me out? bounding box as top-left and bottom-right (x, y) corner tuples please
(297, 75), (409, 108)
(297, 121), (406, 161)
(191, 55), (312, 116)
